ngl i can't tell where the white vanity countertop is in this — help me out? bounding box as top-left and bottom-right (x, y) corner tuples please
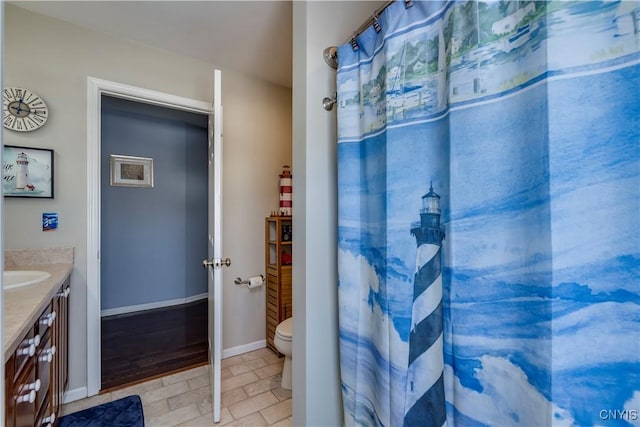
(3, 263), (73, 359)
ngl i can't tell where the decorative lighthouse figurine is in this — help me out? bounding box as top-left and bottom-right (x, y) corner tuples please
(279, 165), (292, 216)
(15, 152), (30, 190)
(404, 183), (446, 427)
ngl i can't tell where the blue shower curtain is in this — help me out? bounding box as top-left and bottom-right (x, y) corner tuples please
(336, 1), (639, 426)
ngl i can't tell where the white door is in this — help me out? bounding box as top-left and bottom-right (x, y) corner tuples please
(203, 69), (227, 423)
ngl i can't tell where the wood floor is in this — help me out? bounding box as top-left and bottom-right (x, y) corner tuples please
(101, 299), (208, 390)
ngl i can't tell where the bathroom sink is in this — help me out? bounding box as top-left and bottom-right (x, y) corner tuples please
(3, 270), (52, 290)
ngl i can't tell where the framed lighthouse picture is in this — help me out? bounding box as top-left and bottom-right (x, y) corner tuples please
(2, 145), (54, 198)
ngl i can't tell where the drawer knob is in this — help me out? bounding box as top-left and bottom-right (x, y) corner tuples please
(40, 346), (56, 363)
(16, 390), (36, 404)
(40, 311), (57, 328)
(42, 413), (56, 425)
(23, 379), (41, 392)
(17, 343), (36, 357)
(27, 334), (41, 347)
(17, 334), (42, 357)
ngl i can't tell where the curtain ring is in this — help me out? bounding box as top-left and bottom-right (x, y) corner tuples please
(373, 14), (381, 33)
(350, 35), (360, 51)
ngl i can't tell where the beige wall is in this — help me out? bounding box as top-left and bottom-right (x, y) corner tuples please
(3, 4), (291, 394)
(292, 1), (384, 425)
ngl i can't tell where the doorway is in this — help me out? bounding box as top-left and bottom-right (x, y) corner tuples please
(86, 77), (214, 396)
(99, 95), (209, 389)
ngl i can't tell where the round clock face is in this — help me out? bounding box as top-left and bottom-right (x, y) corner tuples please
(3, 87), (49, 132)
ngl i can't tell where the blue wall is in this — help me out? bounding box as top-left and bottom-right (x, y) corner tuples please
(100, 95), (208, 311)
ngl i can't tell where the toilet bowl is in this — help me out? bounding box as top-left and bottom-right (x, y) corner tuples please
(273, 317), (293, 390)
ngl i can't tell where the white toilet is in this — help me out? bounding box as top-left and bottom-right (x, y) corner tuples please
(273, 317), (293, 390)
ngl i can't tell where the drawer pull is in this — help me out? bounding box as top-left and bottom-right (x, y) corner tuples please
(57, 286), (70, 298)
(27, 334), (41, 347)
(16, 390), (36, 404)
(40, 346), (57, 363)
(23, 379), (41, 393)
(40, 311), (57, 328)
(16, 335), (40, 357)
(17, 334), (41, 356)
(17, 343), (36, 357)
(42, 413), (56, 425)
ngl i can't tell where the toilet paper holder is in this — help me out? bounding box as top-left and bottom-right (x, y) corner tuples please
(234, 274), (265, 287)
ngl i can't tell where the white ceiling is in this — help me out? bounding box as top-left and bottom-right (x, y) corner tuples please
(9, 1), (293, 88)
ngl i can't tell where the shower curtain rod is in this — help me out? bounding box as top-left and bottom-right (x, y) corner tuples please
(346, 0), (395, 44)
(323, 1), (398, 71)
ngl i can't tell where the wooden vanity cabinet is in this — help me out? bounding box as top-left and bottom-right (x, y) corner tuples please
(10, 357), (36, 427)
(5, 277), (70, 427)
(53, 279), (70, 414)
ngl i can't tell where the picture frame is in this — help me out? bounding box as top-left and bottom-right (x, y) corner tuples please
(3, 145), (54, 198)
(110, 154), (154, 188)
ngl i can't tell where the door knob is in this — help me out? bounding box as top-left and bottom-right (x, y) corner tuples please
(217, 258), (232, 268)
(202, 257), (231, 269)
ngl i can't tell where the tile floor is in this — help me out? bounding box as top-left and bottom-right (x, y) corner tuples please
(61, 348), (292, 426)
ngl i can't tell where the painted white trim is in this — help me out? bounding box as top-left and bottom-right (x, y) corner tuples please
(86, 77), (101, 398)
(87, 76), (212, 397)
(211, 69), (224, 423)
(222, 340), (267, 359)
(88, 77), (211, 113)
(63, 387), (88, 404)
(100, 293), (208, 317)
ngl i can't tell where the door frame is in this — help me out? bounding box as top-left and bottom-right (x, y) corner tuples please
(86, 77), (212, 396)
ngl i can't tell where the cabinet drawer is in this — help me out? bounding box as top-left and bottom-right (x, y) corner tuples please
(13, 359), (36, 427)
(36, 401), (55, 427)
(35, 331), (53, 416)
(36, 303), (55, 338)
(13, 328), (35, 381)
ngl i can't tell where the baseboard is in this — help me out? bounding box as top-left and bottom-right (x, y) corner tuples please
(63, 386), (88, 404)
(101, 292), (208, 317)
(222, 339), (266, 359)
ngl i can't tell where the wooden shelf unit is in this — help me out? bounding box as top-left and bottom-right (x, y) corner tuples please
(265, 216), (292, 353)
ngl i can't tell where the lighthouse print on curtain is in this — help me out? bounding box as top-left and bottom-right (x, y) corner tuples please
(405, 184), (446, 426)
(336, 1), (639, 426)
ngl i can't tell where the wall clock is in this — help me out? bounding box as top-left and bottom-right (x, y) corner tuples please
(3, 87), (49, 132)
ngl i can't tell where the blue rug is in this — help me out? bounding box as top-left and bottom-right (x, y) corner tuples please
(58, 395), (144, 427)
